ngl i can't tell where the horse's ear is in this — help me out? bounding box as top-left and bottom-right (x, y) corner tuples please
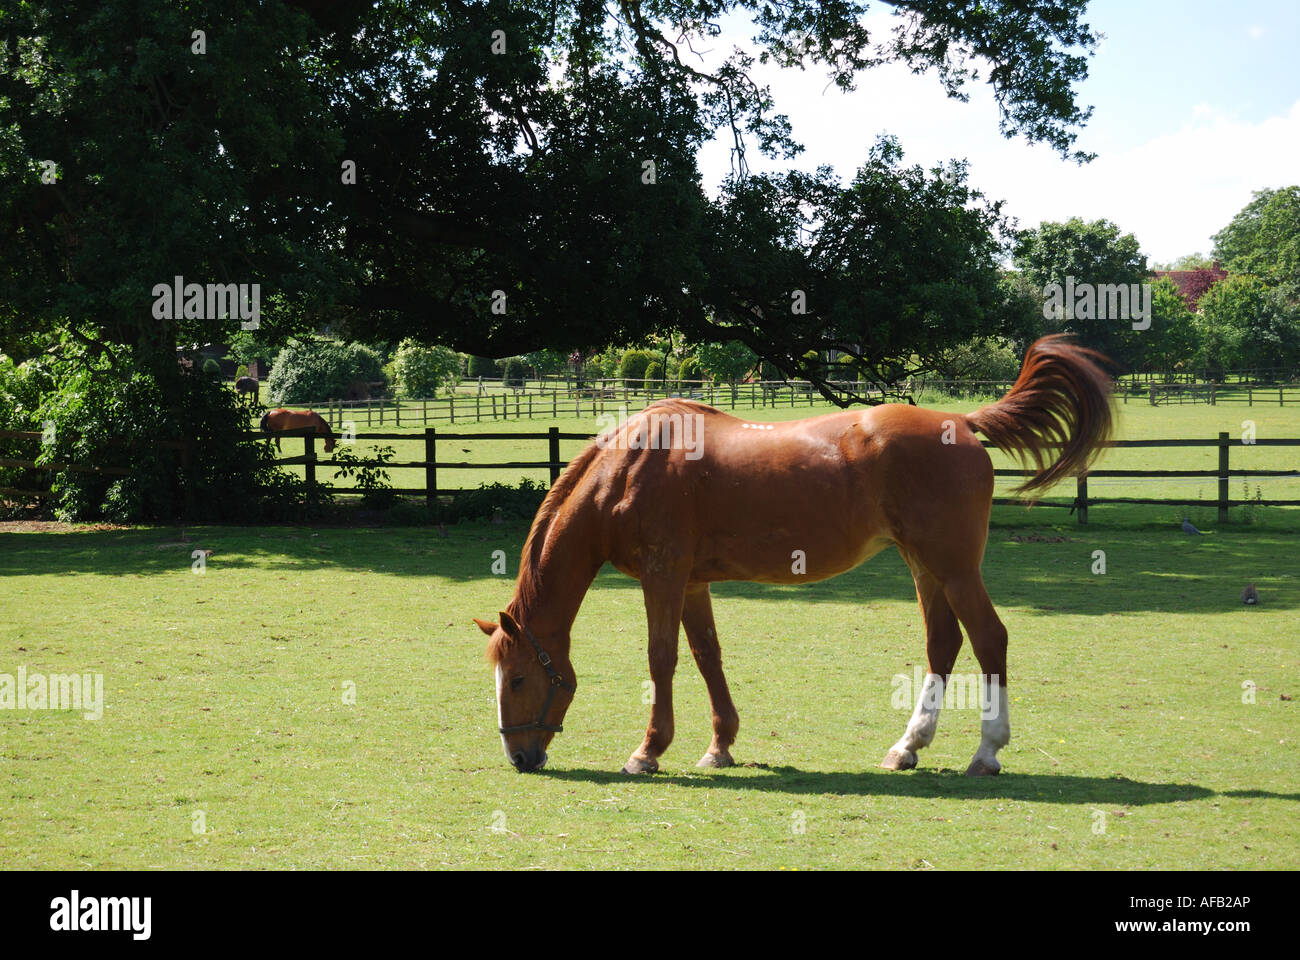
(473, 618), (498, 637)
(498, 610), (522, 637)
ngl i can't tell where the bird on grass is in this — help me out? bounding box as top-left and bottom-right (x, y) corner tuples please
(1181, 517), (1205, 535)
(1241, 584), (1259, 605)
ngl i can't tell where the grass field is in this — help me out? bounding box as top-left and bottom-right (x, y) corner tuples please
(2, 486), (1298, 868)
(3, 396), (1298, 869)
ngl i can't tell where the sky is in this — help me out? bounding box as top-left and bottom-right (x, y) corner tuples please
(692, 0), (1300, 265)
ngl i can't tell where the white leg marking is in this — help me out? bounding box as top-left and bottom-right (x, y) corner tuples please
(890, 673), (945, 755)
(971, 679), (1010, 769)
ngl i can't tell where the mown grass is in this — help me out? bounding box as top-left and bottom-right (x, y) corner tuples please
(2, 499), (1297, 869)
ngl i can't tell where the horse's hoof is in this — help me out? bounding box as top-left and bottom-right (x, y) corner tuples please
(880, 748), (918, 771)
(621, 756), (659, 775)
(696, 750), (734, 768)
(964, 757), (1002, 777)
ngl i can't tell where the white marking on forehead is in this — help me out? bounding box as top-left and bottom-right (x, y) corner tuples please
(495, 664), (508, 759)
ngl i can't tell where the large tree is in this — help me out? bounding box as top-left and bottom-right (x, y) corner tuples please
(3, 0), (1102, 400)
(1212, 187), (1300, 288)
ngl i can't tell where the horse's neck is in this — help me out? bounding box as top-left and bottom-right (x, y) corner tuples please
(508, 506), (604, 644)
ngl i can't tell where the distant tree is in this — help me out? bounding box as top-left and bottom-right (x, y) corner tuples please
(695, 341), (758, 382)
(466, 356), (497, 379)
(1151, 253), (1215, 271)
(1213, 187), (1300, 286)
(1141, 278), (1200, 375)
(522, 349), (568, 377)
(644, 360), (665, 383)
(617, 349), (658, 382)
(1013, 218), (1148, 368)
(934, 337), (1022, 381)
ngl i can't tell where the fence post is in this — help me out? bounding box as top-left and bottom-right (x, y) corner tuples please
(548, 426), (560, 486)
(304, 434), (316, 493)
(425, 427), (437, 504)
(1076, 475), (1088, 525)
(1218, 431), (1230, 522)
(395, 399), (401, 427)
(179, 441), (195, 521)
(449, 397), (455, 424)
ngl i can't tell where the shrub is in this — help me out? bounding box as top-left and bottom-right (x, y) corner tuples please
(37, 356), (325, 523)
(503, 357), (526, 388)
(677, 357), (701, 382)
(466, 355), (497, 379)
(644, 360), (664, 383)
(617, 349), (656, 382)
(265, 340), (386, 404)
(201, 358), (221, 377)
(390, 340), (461, 398)
(434, 479), (547, 524)
(331, 445), (397, 510)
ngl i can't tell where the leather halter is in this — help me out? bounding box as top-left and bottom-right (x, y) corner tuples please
(498, 628), (575, 736)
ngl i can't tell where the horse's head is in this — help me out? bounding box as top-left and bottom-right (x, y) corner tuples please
(323, 434), (337, 453)
(475, 611), (575, 772)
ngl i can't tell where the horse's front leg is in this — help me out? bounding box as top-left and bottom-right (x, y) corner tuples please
(622, 578), (685, 775)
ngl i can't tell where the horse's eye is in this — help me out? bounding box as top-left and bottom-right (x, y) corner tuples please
(509, 676), (525, 692)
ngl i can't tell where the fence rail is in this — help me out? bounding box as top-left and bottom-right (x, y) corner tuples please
(5, 427), (1298, 523)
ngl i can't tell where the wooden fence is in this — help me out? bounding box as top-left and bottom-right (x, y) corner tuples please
(5, 427), (1299, 524)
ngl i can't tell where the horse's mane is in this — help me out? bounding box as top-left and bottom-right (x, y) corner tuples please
(488, 438), (605, 662)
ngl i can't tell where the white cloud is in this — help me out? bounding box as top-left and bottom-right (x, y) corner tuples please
(696, 43), (1300, 263)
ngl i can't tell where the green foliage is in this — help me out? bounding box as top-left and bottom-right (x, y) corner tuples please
(1143, 278), (1199, 375)
(522, 349), (567, 377)
(617, 349), (657, 382)
(1213, 187), (1300, 287)
(201, 358), (222, 378)
(35, 357), (320, 523)
(434, 479), (547, 524)
(466, 356), (497, 379)
(935, 336), (1023, 381)
(331, 445), (397, 510)
(503, 358), (527, 388)
(1013, 217), (1148, 367)
(677, 356), (702, 381)
(390, 340), (461, 398)
(644, 360), (664, 383)
(695, 341), (757, 381)
(266, 340), (386, 404)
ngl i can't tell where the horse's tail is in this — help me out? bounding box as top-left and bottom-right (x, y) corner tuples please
(964, 335), (1115, 495)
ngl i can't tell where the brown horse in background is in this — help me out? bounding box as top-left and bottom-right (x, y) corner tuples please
(475, 336), (1113, 777)
(260, 408), (337, 452)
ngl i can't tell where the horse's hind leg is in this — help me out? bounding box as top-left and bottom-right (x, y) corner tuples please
(682, 584), (739, 768)
(623, 578), (686, 775)
(942, 573), (1010, 776)
(882, 557), (964, 771)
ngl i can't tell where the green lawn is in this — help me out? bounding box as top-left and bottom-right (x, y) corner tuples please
(2, 499), (1297, 868)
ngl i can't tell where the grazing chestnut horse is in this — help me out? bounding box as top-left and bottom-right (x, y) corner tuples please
(259, 408), (337, 452)
(475, 336), (1113, 776)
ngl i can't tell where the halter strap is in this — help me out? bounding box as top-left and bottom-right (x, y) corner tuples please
(498, 628), (575, 736)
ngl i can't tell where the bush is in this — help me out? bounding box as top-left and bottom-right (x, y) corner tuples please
(503, 357), (527, 388)
(201, 358), (221, 378)
(331, 445), (397, 510)
(696, 341), (757, 382)
(37, 355), (325, 523)
(390, 340), (461, 398)
(265, 340), (386, 404)
(644, 360), (664, 383)
(677, 357), (701, 382)
(467, 355), (496, 379)
(434, 479), (547, 524)
(617, 349), (656, 382)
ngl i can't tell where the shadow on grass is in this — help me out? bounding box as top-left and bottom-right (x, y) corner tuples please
(1, 519), (1297, 615)
(538, 765), (1300, 806)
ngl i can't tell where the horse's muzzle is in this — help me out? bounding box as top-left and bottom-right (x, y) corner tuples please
(510, 747), (547, 773)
